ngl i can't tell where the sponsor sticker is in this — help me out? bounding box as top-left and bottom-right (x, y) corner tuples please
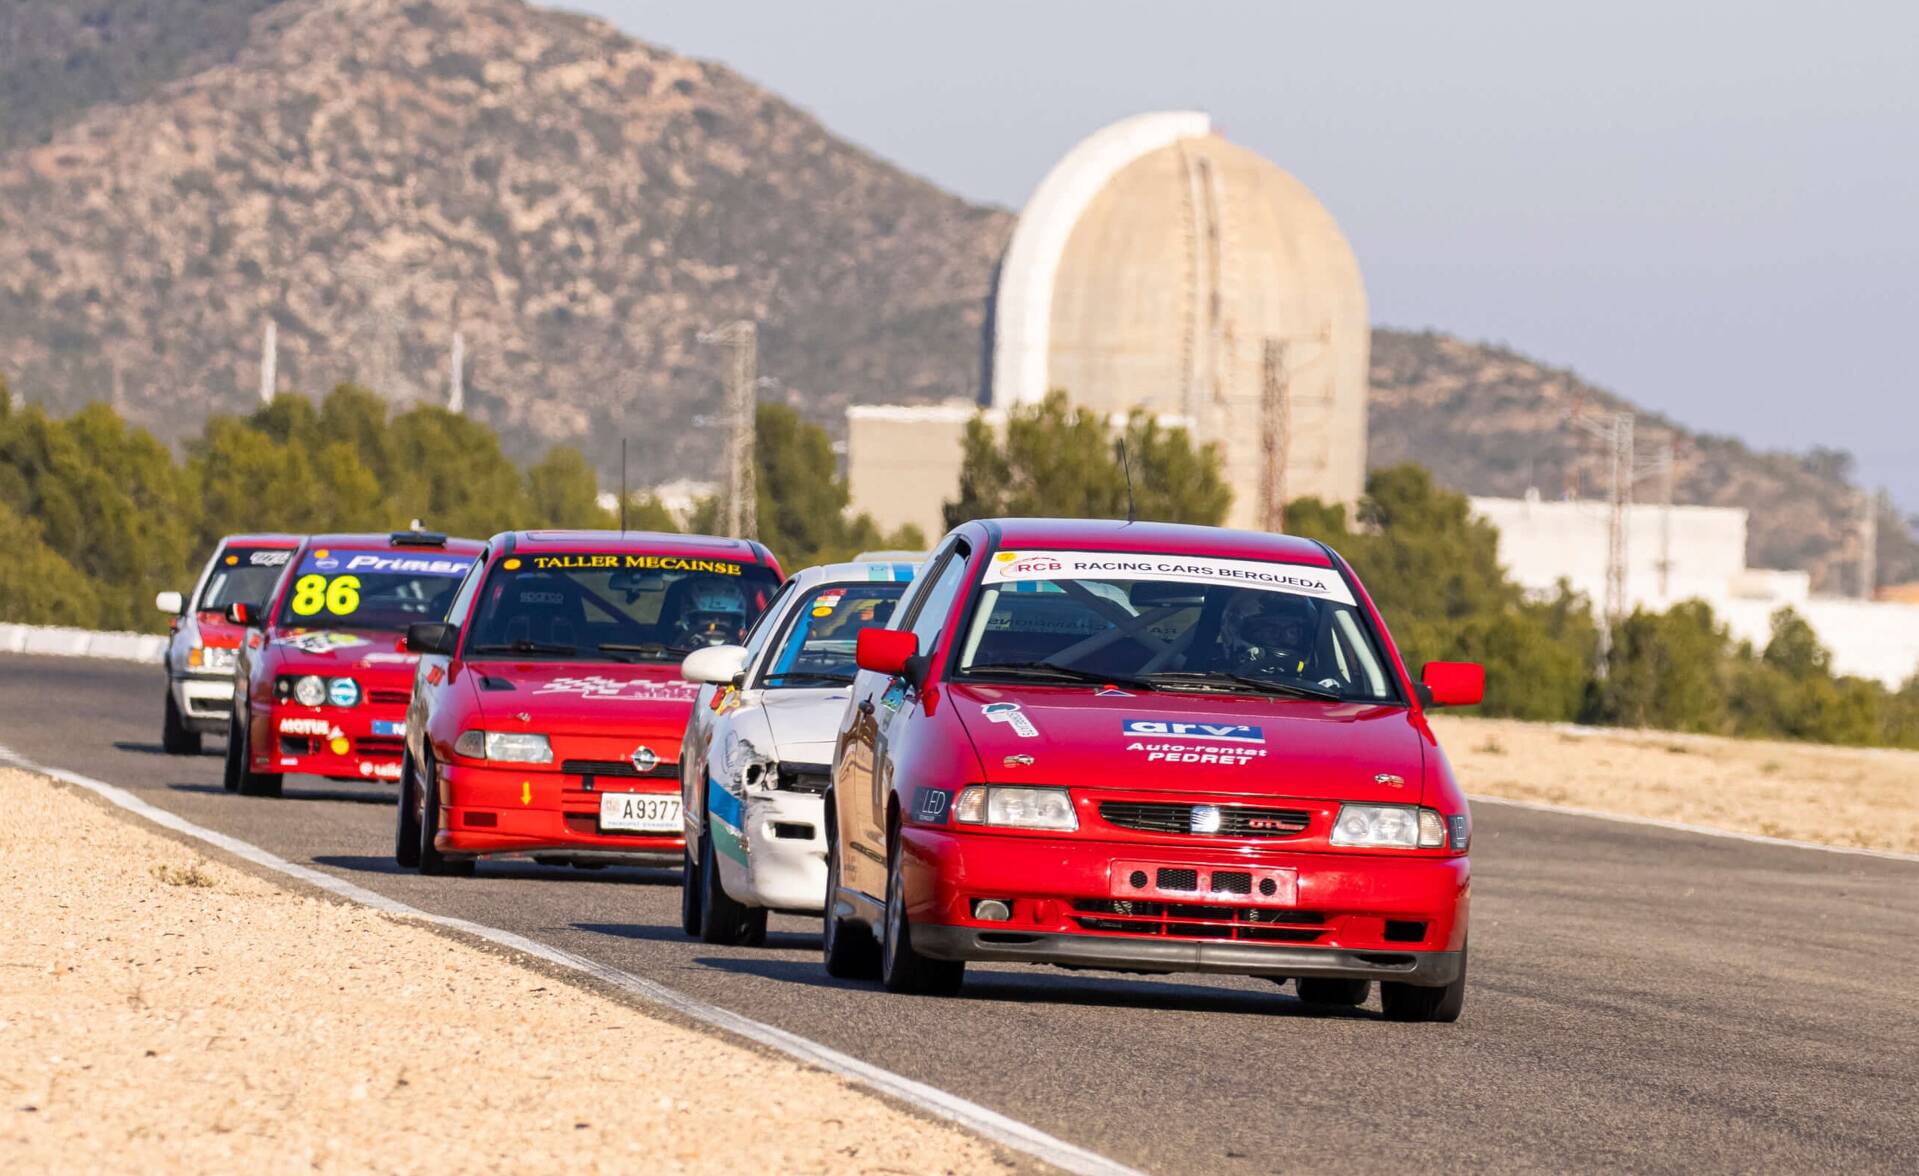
(358, 760), (402, 780)
(525, 554), (742, 575)
(531, 674), (698, 703)
(294, 550), (474, 578)
(276, 631), (371, 655)
(982, 701), (1039, 738)
(983, 550), (1355, 606)
(279, 717), (331, 736)
(371, 719), (406, 737)
(912, 787), (951, 824)
(1121, 719), (1265, 744)
(1125, 741), (1266, 766)
(246, 550), (290, 567)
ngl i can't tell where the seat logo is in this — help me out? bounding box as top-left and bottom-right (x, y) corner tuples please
(1188, 804), (1224, 834)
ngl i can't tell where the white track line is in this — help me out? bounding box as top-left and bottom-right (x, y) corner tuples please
(1469, 793), (1919, 864)
(0, 744), (1141, 1176)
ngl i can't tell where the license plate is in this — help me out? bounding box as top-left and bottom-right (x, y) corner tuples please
(371, 720), (406, 737)
(599, 792), (681, 833)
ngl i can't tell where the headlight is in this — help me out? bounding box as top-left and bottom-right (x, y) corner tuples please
(1330, 804), (1449, 849)
(292, 675), (327, 707)
(327, 677), (360, 707)
(953, 785), (1077, 831)
(200, 645), (236, 672)
(454, 730), (553, 763)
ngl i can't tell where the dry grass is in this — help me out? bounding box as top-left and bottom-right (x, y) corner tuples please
(1434, 717), (1919, 855)
(0, 769), (1011, 1174)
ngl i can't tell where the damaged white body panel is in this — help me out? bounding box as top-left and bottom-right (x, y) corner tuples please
(681, 560), (921, 915)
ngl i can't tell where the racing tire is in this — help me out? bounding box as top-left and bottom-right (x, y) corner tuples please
(162, 689), (202, 756)
(1295, 978), (1371, 1007)
(231, 711), (282, 798)
(394, 752), (422, 869)
(416, 754), (475, 877)
(1380, 942), (1467, 1023)
(679, 836), (703, 937)
(880, 833), (964, 997)
(698, 826), (767, 946)
(221, 712), (243, 792)
(821, 802), (880, 980)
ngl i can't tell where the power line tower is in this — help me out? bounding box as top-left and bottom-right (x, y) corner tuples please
(1567, 408), (1635, 666)
(1259, 339), (1289, 532)
(448, 330), (466, 414)
(258, 319), (278, 405)
(699, 320), (758, 539)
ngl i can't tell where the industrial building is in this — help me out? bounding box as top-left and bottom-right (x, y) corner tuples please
(846, 112), (1369, 537)
(1475, 494), (1919, 687)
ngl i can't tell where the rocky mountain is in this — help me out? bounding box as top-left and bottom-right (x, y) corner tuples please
(1, 0), (1907, 593)
(1369, 330), (1918, 592)
(0, 0), (1010, 480)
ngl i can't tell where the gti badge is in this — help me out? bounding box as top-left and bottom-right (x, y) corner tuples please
(1374, 773), (1406, 788)
(1189, 804), (1223, 834)
(631, 745), (659, 773)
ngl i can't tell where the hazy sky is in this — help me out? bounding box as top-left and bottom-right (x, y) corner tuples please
(564, 1), (1918, 508)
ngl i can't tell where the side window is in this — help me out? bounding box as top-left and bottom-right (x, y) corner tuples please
(740, 580), (797, 670)
(905, 543), (973, 656)
(442, 551), (489, 630)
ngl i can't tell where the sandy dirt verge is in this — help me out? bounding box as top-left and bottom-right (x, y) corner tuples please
(1434, 716), (1919, 855)
(0, 768), (1012, 1174)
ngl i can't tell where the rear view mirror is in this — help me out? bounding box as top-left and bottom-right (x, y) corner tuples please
(155, 590), (184, 615)
(856, 628), (918, 677)
(1420, 661), (1485, 708)
(225, 602), (254, 626)
(406, 622), (459, 657)
(682, 644), (748, 685)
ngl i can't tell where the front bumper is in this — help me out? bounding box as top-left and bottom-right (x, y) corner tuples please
(252, 702), (408, 782)
(899, 827), (1468, 982)
(708, 784), (826, 912)
(437, 761), (684, 861)
(171, 674), (235, 732)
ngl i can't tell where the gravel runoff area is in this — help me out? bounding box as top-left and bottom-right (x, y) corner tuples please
(1435, 715), (1919, 855)
(0, 769), (1011, 1174)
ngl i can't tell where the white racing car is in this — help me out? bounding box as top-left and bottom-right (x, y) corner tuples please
(678, 559), (921, 944)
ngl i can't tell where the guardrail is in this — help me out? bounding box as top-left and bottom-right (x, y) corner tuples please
(0, 623), (167, 664)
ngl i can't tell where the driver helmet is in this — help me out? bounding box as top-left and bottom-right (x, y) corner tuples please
(1222, 592), (1317, 675)
(677, 579), (748, 647)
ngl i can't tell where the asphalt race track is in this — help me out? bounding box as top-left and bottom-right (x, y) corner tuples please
(5, 651), (1916, 1173)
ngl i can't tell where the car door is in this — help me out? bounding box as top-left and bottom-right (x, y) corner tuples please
(837, 537), (974, 898)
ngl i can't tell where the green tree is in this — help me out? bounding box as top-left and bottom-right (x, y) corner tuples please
(525, 447), (615, 529)
(0, 499), (105, 626)
(1590, 601), (1732, 732)
(944, 391), (1229, 529)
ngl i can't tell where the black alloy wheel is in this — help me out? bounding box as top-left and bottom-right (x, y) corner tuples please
(416, 753), (475, 877)
(394, 752), (422, 868)
(232, 710), (281, 797)
(679, 828), (704, 937)
(698, 825), (767, 946)
(879, 833), (964, 996)
(222, 712), (243, 792)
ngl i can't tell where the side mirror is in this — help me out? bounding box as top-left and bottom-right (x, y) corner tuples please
(1420, 661), (1485, 708)
(225, 602), (254, 626)
(856, 628), (918, 678)
(155, 590), (184, 615)
(682, 644), (749, 685)
(406, 622), (459, 657)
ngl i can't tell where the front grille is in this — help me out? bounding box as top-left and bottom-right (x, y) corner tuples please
(279, 736), (314, 756)
(1072, 899), (1328, 943)
(1099, 802), (1312, 838)
(775, 763), (831, 793)
(368, 689), (412, 707)
(1156, 867), (1198, 891)
(562, 758), (679, 780)
(357, 736), (405, 757)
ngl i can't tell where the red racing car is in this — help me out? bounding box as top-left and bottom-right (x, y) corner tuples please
(396, 530), (783, 875)
(826, 518), (1484, 1021)
(224, 530), (483, 797)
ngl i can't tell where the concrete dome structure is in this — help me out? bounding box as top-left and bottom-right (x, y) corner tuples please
(989, 112), (1369, 529)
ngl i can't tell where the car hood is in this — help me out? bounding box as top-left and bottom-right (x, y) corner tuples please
(758, 686), (854, 766)
(265, 628), (420, 675)
(463, 660), (698, 736)
(948, 683), (1429, 803)
(194, 612), (247, 648)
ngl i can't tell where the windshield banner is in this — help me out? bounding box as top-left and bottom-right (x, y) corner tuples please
(983, 550), (1357, 606)
(299, 549), (475, 578)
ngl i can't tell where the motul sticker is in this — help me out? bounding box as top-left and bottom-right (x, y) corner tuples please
(984, 550), (1354, 605)
(279, 717), (332, 736)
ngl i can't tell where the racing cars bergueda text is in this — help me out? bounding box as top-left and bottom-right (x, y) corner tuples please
(182, 515), (1482, 1021)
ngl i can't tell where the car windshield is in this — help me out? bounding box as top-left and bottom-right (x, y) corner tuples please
(199, 547), (293, 610)
(760, 581), (910, 687)
(952, 549), (1399, 703)
(466, 552), (780, 662)
(273, 548), (475, 631)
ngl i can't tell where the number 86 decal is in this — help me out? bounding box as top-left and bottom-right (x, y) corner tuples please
(290, 574), (362, 616)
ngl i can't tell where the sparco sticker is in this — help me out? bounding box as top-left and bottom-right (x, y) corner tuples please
(984, 550), (1355, 606)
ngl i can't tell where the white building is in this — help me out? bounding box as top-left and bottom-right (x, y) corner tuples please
(1473, 494), (1919, 687)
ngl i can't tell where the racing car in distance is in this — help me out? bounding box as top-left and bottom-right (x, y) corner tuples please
(155, 533), (301, 754)
(826, 518), (1485, 1022)
(678, 560), (919, 943)
(396, 530), (783, 876)
(224, 530), (483, 797)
